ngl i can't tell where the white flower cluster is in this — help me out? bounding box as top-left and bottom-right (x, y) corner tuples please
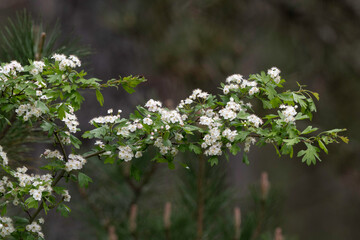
(117, 120), (142, 137)
(280, 104), (297, 123)
(0, 176), (12, 195)
(199, 116), (214, 126)
(51, 54), (81, 70)
(13, 167), (53, 201)
(15, 103), (42, 121)
(223, 74), (259, 95)
(143, 117), (153, 125)
(244, 137), (256, 152)
(95, 140), (105, 148)
(60, 131), (71, 145)
(267, 67), (281, 84)
(0, 60), (24, 77)
(145, 99), (162, 112)
(202, 128), (222, 156)
(159, 109), (184, 126)
(62, 106), (79, 133)
(219, 97), (242, 121)
(177, 89), (209, 108)
(90, 109), (121, 125)
(62, 190), (71, 202)
(41, 149), (64, 161)
(135, 151), (143, 158)
(30, 61), (46, 75)
(0, 145), (9, 166)
(65, 154), (87, 172)
(0, 216), (15, 237)
(26, 221), (44, 238)
(118, 145), (134, 161)
(154, 137), (178, 156)
(222, 128), (237, 142)
(247, 114), (263, 128)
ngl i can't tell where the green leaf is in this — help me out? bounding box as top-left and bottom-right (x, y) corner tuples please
(13, 216), (29, 225)
(278, 92), (293, 102)
(297, 143), (321, 166)
(78, 172), (93, 188)
(57, 203), (71, 217)
(301, 126), (318, 135)
(130, 165), (141, 181)
(69, 134), (82, 149)
(189, 144), (201, 154)
(40, 122), (55, 135)
(43, 201), (49, 215)
(0, 203), (6, 216)
(95, 89), (104, 106)
(57, 103), (67, 120)
(119, 75), (146, 94)
(208, 157), (218, 166)
(35, 101), (49, 113)
(242, 152), (249, 165)
(310, 91), (320, 101)
(25, 197), (39, 209)
(235, 131), (250, 141)
(52, 186), (66, 195)
(261, 100), (272, 109)
(283, 138), (300, 146)
(230, 144), (241, 155)
(339, 136), (349, 144)
(318, 139), (328, 154)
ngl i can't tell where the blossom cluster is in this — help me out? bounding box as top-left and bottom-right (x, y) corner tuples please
(26, 219), (44, 238)
(30, 61), (46, 75)
(177, 88), (209, 109)
(41, 149), (64, 161)
(65, 154), (87, 172)
(280, 104), (297, 123)
(15, 103), (42, 121)
(0, 60), (24, 77)
(14, 167), (53, 201)
(267, 67), (281, 84)
(0, 145), (9, 165)
(90, 109), (121, 125)
(62, 106), (79, 133)
(0, 216), (15, 238)
(0, 176), (11, 195)
(51, 54), (81, 70)
(219, 97), (242, 121)
(62, 190), (71, 202)
(118, 145), (134, 162)
(223, 74), (259, 95)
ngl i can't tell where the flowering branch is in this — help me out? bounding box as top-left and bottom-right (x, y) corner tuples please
(0, 54), (347, 239)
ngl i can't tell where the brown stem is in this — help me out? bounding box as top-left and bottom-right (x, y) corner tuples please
(196, 154), (205, 240)
(234, 207), (241, 240)
(164, 202), (171, 240)
(251, 200), (266, 240)
(125, 163), (157, 216)
(35, 32), (46, 61)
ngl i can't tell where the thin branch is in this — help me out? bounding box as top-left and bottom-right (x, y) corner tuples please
(196, 154), (205, 240)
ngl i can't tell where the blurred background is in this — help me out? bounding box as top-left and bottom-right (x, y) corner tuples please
(0, 0), (359, 239)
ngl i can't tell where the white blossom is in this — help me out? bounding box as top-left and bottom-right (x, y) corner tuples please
(268, 67), (281, 84)
(145, 99), (162, 112)
(118, 146), (134, 161)
(0, 146), (9, 166)
(247, 114), (263, 128)
(65, 154), (87, 172)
